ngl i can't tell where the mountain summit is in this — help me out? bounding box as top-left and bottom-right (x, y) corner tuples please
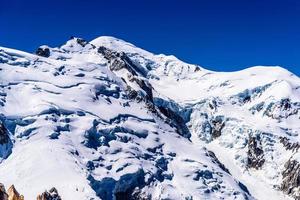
(0, 36), (299, 200)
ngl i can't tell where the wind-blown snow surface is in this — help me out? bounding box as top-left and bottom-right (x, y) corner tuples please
(0, 36), (299, 200)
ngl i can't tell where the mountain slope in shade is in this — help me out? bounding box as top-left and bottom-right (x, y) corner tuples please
(0, 36), (299, 200)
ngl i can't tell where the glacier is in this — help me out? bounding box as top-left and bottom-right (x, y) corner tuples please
(0, 36), (299, 200)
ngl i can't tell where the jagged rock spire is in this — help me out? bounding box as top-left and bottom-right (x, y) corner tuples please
(0, 183), (8, 200)
(0, 183), (62, 200)
(36, 187), (61, 200)
(7, 185), (24, 200)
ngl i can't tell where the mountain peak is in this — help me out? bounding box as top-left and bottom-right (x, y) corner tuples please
(0, 36), (299, 200)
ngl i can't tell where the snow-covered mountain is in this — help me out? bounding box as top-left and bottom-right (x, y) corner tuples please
(0, 36), (299, 200)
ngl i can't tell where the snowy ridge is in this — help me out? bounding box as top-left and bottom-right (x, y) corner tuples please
(0, 36), (299, 200)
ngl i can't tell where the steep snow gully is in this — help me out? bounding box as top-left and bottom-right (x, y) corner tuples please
(0, 36), (299, 200)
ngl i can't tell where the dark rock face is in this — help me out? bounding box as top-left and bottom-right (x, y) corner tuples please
(127, 74), (153, 103)
(98, 46), (154, 106)
(124, 84), (155, 114)
(207, 151), (230, 174)
(265, 98), (300, 120)
(194, 66), (201, 72)
(208, 99), (218, 111)
(247, 136), (265, 169)
(242, 95), (251, 103)
(199, 115), (226, 142)
(98, 46), (145, 76)
(36, 47), (50, 57)
(76, 38), (88, 47)
(158, 106), (191, 138)
(279, 137), (300, 152)
(0, 122), (12, 160)
(125, 86), (138, 100)
(0, 183), (8, 200)
(281, 159), (300, 199)
(37, 187), (62, 200)
(0, 123), (9, 145)
(210, 116), (225, 139)
(282, 98), (292, 110)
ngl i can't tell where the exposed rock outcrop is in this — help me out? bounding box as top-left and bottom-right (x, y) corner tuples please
(98, 46), (145, 76)
(75, 38), (88, 47)
(265, 98), (300, 120)
(247, 135), (265, 169)
(210, 116), (225, 139)
(98, 46), (155, 111)
(158, 106), (191, 138)
(7, 185), (24, 200)
(279, 136), (300, 152)
(0, 123), (9, 145)
(35, 47), (50, 58)
(127, 74), (153, 103)
(0, 122), (13, 160)
(281, 159), (300, 199)
(0, 183), (8, 200)
(0, 184), (24, 200)
(207, 150), (230, 174)
(0, 184), (61, 200)
(36, 187), (61, 200)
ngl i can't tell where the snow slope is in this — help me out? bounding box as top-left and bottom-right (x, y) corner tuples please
(0, 36), (299, 200)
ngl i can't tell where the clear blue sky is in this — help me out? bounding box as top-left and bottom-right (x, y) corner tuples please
(1, 0), (300, 75)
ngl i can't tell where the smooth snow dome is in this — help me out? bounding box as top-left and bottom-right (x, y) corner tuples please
(0, 36), (299, 200)
(2, 0), (300, 76)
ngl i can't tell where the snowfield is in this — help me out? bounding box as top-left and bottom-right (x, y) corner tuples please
(0, 36), (299, 200)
